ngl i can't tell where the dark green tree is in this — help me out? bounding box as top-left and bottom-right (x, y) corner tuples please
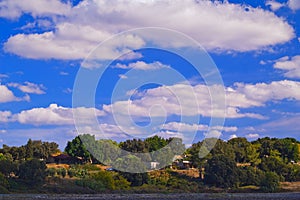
(204, 155), (239, 188)
(18, 159), (47, 185)
(260, 171), (280, 192)
(25, 139), (34, 159)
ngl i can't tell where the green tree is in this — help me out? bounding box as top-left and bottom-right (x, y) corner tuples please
(92, 139), (121, 165)
(259, 156), (287, 179)
(145, 135), (168, 152)
(245, 143), (261, 167)
(25, 139), (34, 159)
(260, 172), (280, 192)
(0, 173), (9, 191)
(113, 154), (149, 186)
(238, 166), (264, 186)
(18, 159), (47, 185)
(228, 137), (250, 163)
(65, 135), (92, 163)
(204, 155), (239, 188)
(0, 159), (17, 177)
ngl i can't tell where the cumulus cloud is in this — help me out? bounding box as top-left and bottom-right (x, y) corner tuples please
(288, 0), (300, 10)
(113, 61), (170, 71)
(0, 111), (13, 123)
(261, 114), (300, 132)
(246, 133), (260, 139)
(0, 74), (9, 79)
(0, 85), (28, 103)
(118, 74), (128, 79)
(5, 25), (145, 60)
(103, 80), (300, 119)
(160, 122), (237, 133)
(0, 85), (17, 103)
(231, 80), (300, 106)
(3, 0), (295, 60)
(0, 0), (71, 19)
(229, 134), (238, 140)
(8, 81), (46, 94)
(266, 0), (284, 11)
(14, 104), (105, 126)
(273, 55), (300, 79)
(104, 80), (300, 120)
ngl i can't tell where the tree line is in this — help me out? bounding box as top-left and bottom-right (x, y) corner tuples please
(0, 135), (300, 193)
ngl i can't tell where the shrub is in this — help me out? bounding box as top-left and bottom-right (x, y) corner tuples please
(260, 172), (280, 192)
(46, 168), (56, 177)
(68, 168), (76, 178)
(0, 173), (9, 189)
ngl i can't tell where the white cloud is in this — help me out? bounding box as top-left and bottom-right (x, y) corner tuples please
(60, 71), (69, 76)
(160, 122), (237, 133)
(0, 85), (20, 103)
(0, 0), (71, 19)
(0, 130), (7, 133)
(0, 111), (13, 123)
(232, 80), (300, 105)
(118, 74), (128, 79)
(246, 133), (260, 139)
(245, 126), (256, 131)
(0, 74), (9, 79)
(153, 130), (184, 140)
(63, 88), (72, 94)
(104, 80), (300, 120)
(8, 81), (46, 94)
(14, 104), (105, 126)
(229, 134), (238, 140)
(114, 61), (170, 71)
(5, 24), (145, 60)
(273, 55), (300, 79)
(288, 0), (300, 10)
(266, 0), (284, 11)
(3, 0), (295, 60)
(204, 130), (222, 138)
(261, 114), (300, 132)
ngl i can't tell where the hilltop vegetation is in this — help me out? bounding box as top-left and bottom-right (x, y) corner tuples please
(0, 135), (300, 193)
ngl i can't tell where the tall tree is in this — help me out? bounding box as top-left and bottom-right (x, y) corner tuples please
(65, 135), (92, 163)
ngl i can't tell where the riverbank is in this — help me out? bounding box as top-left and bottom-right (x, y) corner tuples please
(1, 193), (300, 200)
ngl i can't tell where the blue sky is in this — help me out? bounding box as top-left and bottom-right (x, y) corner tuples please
(0, 0), (300, 149)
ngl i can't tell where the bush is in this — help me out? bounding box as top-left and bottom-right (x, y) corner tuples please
(46, 168), (56, 177)
(0, 173), (9, 189)
(57, 168), (67, 178)
(68, 165), (89, 178)
(68, 168), (76, 178)
(75, 179), (106, 191)
(75, 171), (130, 191)
(81, 164), (100, 171)
(260, 172), (280, 192)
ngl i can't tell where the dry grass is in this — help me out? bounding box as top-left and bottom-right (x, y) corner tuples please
(281, 181), (300, 191)
(46, 163), (70, 169)
(173, 169), (200, 178)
